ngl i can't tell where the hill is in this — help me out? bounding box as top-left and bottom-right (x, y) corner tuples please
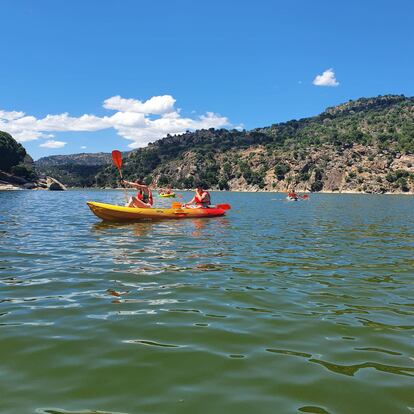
(36, 95), (414, 193)
(35, 151), (129, 187)
(36, 152), (116, 167)
(0, 130), (38, 186)
(0, 131), (67, 190)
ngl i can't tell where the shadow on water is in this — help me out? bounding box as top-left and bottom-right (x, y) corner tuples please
(91, 217), (230, 238)
(91, 221), (156, 238)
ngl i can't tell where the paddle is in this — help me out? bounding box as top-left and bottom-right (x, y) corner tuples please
(111, 150), (129, 203)
(216, 203), (231, 210)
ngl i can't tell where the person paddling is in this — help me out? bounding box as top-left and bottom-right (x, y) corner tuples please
(287, 188), (298, 201)
(122, 180), (153, 208)
(184, 185), (211, 208)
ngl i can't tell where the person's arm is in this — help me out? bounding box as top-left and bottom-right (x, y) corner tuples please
(199, 192), (208, 201)
(122, 180), (148, 190)
(183, 196), (196, 207)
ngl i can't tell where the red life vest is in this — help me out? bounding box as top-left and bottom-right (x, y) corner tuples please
(195, 191), (211, 207)
(137, 189), (153, 206)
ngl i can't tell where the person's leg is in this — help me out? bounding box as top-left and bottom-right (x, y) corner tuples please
(126, 196), (135, 207)
(131, 198), (151, 208)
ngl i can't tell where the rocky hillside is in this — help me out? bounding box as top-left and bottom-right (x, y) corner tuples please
(0, 131), (65, 190)
(35, 151), (129, 187)
(36, 95), (414, 193)
(36, 152), (117, 167)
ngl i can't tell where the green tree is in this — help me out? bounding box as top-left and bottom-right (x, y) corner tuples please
(0, 131), (27, 172)
(311, 180), (323, 192)
(274, 163), (290, 180)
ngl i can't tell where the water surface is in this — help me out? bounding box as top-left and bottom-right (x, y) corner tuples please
(1, 190), (413, 414)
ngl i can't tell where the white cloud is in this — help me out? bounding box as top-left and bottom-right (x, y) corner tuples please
(0, 95), (230, 148)
(39, 140), (67, 149)
(0, 110), (25, 121)
(313, 68), (339, 87)
(103, 95), (176, 114)
(81, 146), (87, 149)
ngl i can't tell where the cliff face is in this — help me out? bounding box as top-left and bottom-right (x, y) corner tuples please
(0, 131), (65, 190)
(35, 95), (414, 193)
(36, 152), (116, 167)
(143, 144), (414, 193)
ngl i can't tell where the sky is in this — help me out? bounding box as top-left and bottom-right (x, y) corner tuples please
(1, 0), (413, 160)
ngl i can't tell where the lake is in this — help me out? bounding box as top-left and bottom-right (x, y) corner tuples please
(1, 190), (413, 414)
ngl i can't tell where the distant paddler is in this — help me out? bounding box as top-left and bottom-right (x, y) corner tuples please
(286, 188), (309, 201)
(158, 187), (176, 198)
(121, 180), (154, 208)
(287, 188), (298, 201)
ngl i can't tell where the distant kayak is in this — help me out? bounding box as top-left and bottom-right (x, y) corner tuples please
(158, 193), (176, 198)
(87, 201), (227, 222)
(286, 194), (309, 201)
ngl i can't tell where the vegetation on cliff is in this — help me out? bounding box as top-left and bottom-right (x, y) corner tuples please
(35, 95), (414, 193)
(0, 131), (37, 180)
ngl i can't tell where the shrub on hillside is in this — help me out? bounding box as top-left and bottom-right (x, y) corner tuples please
(274, 163), (290, 180)
(311, 180), (323, 192)
(10, 164), (37, 180)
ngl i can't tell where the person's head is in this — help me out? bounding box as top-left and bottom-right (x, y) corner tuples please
(196, 184), (203, 194)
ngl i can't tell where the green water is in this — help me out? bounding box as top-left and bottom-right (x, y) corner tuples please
(1, 190), (413, 414)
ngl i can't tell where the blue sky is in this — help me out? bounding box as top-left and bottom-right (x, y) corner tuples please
(1, 0), (413, 159)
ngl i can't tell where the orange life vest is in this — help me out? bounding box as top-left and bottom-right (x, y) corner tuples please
(195, 191), (211, 207)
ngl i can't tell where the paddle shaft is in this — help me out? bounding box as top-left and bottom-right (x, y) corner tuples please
(120, 172), (129, 203)
(112, 150), (129, 203)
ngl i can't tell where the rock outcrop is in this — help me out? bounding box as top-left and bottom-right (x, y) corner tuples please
(0, 130), (67, 191)
(44, 177), (66, 191)
(0, 171), (66, 191)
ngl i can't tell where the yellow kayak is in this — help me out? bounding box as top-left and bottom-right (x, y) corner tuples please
(87, 201), (227, 222)
(159, 193), (176, 198)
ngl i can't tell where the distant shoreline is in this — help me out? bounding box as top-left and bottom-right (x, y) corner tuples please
(105, 187), (414, 195)
(3, 183), (412, 196)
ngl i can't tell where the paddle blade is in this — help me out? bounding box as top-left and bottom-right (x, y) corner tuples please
(216, 203), (231, 210)
(176, 194), (183, 198)
(111, 150), (122, 170)
(171, 202), (182, 209)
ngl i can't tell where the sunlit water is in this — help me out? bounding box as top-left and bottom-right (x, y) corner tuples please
(1, 190), (413, 414)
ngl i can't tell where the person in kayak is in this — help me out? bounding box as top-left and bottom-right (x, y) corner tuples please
(121, 180), (153, 208)
(287, 188), (298, 201)
(184, 185), (211, 208)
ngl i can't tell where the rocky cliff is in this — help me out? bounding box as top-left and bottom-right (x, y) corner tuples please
(0, 131), (66, 191)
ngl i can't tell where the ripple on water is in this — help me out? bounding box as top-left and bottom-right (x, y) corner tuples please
(0, 191), (413, 414)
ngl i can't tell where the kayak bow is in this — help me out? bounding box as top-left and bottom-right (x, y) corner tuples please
(87, 201), (227, 222)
